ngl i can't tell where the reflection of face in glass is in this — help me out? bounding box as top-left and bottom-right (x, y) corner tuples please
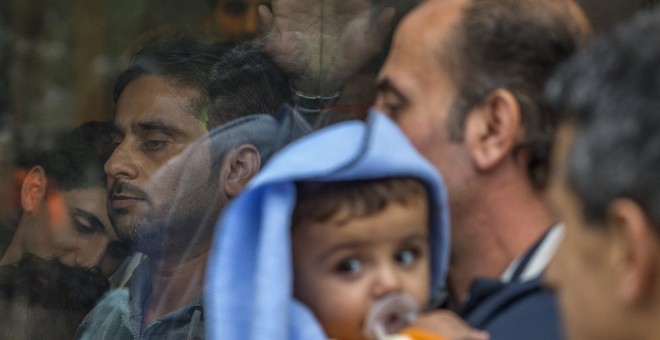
(208, 0), (271, 41)
(292, 199), (430, 340)
(145, 133), (225, 254)
(27, 187), (129, 278)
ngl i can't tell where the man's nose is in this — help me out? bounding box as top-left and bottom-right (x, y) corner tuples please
(371, 264), (404, 299)
(104, 142), (138, 181)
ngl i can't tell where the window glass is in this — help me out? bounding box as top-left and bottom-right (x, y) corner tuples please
(0, 0), (656, 338)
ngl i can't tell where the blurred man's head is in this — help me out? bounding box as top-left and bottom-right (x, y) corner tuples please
(545, 10), (660, 340)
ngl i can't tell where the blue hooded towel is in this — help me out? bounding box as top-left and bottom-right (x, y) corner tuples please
(205, 110), (451, 339)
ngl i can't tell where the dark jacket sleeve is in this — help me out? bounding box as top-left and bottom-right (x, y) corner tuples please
(461, 278), (564, 340)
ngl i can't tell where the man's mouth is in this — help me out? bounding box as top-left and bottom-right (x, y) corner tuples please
(110, 195), (146, 210)
(109, 181), (150, 211)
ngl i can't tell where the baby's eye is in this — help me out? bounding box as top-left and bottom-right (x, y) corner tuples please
(336, 258), (363, 275)
(394, 249), (417, 267)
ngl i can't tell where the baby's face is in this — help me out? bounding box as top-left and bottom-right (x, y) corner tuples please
(292, 198), (430, 340)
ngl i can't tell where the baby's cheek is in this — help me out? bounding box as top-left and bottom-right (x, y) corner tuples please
(409, 268), (432, 307)
(316, 286), (371, 340)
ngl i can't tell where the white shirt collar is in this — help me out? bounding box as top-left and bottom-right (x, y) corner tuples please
(500, 223), (565, 283)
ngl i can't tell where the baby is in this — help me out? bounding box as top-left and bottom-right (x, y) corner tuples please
(291, 177), (432, 340)
(206, 111), (483, 339)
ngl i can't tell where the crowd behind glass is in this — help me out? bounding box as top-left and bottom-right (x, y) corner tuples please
(1, 1), (659, 339)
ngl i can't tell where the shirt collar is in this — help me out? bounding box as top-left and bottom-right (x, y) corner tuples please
(431, 223), (565, 310)
(500, 223), (564, 283)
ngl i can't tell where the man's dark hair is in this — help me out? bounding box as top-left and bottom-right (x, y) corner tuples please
(0, 254), (110, 340)
(26, 121), (114, 191)
(0, 253), (110, 312)
(292, 177), (427, 228)
(204, 40), (293, 173)
(546, 9), (660, 229)
(442, 0), (591, 188)
(114, 39), (229, 124)
(207, 40), (291, 128)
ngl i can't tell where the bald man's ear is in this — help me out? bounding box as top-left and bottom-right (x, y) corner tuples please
(464, 89), (524, 171)
(21, 166), (47, 212)
(222, 144), (261, 198)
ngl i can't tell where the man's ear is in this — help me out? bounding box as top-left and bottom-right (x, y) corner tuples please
(21, 166), (47, 212)
(222, 144), (261, 198)
(608, 198), (660, 306)
(464, 89), (524, 171)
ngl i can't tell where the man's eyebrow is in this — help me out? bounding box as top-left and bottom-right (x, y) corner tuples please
(134, 120), (189, 137)
(72, 208), (105, 232)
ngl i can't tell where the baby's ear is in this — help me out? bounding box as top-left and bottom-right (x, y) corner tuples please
(222, 144), (261, 198)
(21, 166), (48, 212)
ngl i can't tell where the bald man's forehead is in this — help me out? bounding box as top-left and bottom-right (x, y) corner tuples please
(396, 0), (466, 51)
(408, 0), (468, 24)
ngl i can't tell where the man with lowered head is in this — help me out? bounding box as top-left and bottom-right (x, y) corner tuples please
(76, 39), (297, 339)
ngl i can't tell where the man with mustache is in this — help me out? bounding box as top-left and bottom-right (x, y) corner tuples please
(76, 39), (299, 339)
(373, 1), (590, 338)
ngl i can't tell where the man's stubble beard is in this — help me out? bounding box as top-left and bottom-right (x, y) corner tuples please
(157, 177), (224, 259)
(108, 189), (222, 259)
(109, 207), (165, 256)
